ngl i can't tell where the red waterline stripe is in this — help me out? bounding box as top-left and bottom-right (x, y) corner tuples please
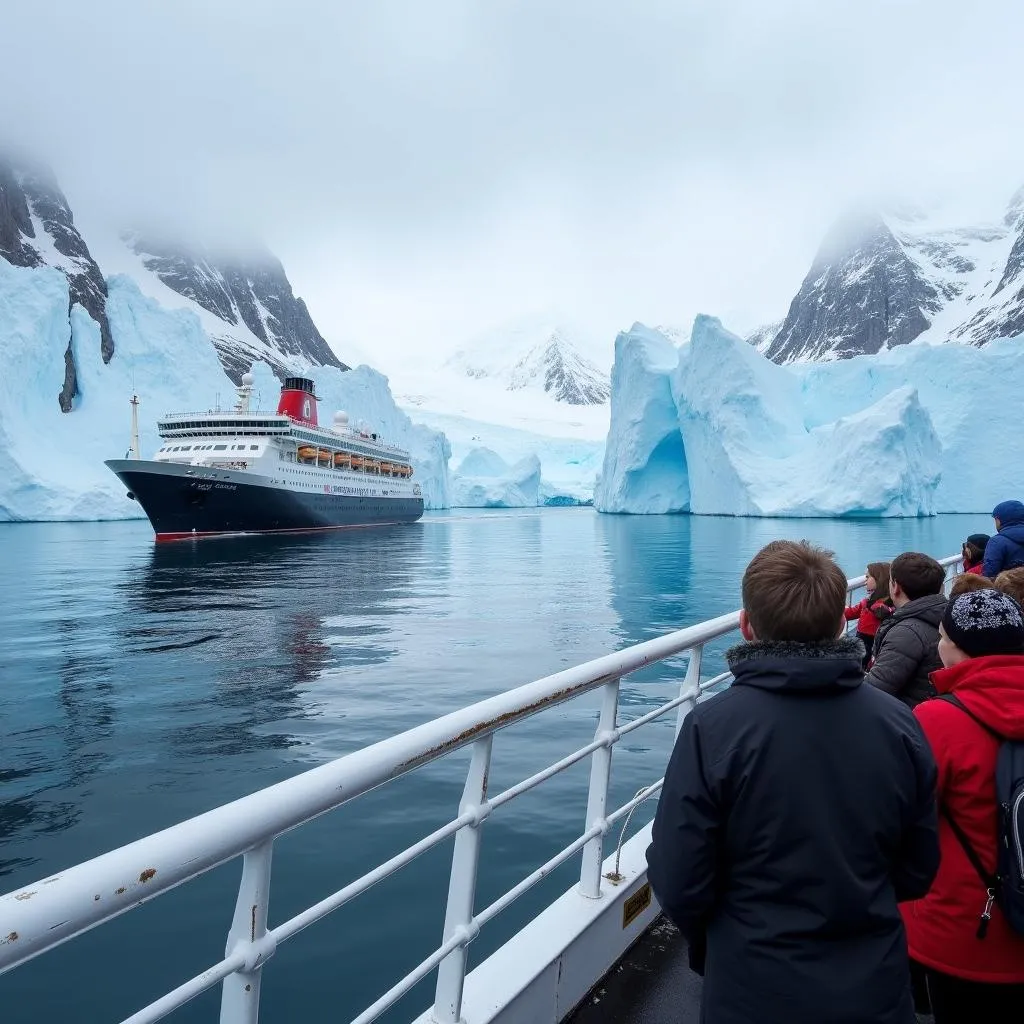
(154, 521), (408, 543)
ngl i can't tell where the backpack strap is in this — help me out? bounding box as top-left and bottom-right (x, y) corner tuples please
(934, 693), (1004, 741)
(939, 804), (999, 891)
(932, 693), (1002, 896)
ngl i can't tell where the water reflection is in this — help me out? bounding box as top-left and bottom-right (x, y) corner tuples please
(0, 524), (437, 875)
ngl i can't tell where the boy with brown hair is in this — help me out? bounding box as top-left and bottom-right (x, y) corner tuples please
(865, 552), (947, 707)
(647, 540), (939, 1024)
(948, 573), (995, 599)
(994, 566), (1024, 606)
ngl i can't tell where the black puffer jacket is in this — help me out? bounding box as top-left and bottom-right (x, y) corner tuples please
(865, 594), (946, 708)
(646, 637), (939, 1024)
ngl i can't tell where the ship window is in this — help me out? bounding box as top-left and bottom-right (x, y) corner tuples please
(214, 444), (227, 450)
(250, 445), (259, 450)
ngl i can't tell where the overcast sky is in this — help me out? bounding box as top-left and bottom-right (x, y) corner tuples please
(4, 1), (1024, 368)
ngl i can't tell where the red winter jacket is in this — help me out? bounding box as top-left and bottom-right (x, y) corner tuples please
(843, 597), (890, 637)
(965, 562), (984, 575)
(901, 655), (1024, 983)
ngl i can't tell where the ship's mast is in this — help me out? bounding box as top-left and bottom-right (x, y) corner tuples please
(129, 394), (141, 460)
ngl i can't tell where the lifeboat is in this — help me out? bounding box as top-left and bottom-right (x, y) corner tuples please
(366, 460), (381, 474)
(297, 445), (317, 461)
(350, 457), (365, 471)
(333, 452), (351, 468)
(380, 462), (393, 475)
(318, 449), (333, 462)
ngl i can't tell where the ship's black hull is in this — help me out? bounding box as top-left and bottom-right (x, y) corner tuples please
(107, 461), (424, 541)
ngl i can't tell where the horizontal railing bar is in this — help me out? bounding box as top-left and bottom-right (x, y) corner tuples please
(473, 825), (602, 931)
(607, 780), (664, 828)
(487, 738), (606, 810)
(698, 670), (733, 693)
(120, 952), (244, 1024)
(270, 809), (475, 946)
(350, 931), (467, 1024)
(616, 694), (690, 737)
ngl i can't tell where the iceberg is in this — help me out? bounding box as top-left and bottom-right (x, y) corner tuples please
(452, 449), (541, 508)
(0, 265), (451, 520)
(593, 325), (690, 514)
(598, 315), (956, 517)
(450, 447), (590, 507)
(410, 408), (604, 507)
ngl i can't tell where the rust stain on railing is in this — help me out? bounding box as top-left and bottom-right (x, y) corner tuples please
(397, 681), (599, 772)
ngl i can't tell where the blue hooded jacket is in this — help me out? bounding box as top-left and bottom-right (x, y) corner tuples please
(983, 500), (1024, 577)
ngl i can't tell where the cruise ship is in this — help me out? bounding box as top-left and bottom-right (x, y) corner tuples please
(105, 373), (424, 541)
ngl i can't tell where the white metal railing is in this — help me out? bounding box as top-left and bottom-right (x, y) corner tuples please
(0, 553), (963, 1024)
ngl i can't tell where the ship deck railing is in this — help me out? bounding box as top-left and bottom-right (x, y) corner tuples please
(158, 411), (410, 458)
(0, 552), (963, 1024)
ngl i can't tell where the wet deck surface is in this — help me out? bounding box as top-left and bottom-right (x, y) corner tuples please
(567, 917), (702, 1024)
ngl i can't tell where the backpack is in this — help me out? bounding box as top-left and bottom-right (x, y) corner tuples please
(935, 693), (1024, 937)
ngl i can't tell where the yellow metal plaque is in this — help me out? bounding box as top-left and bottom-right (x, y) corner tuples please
(622, 883), (652, 929)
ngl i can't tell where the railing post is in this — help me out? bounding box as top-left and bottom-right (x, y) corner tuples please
(676, 646), (702, 738)
(432, 736), (493, 1024)
(579, 678), (620, 899)
(220, 840), (275, 1024)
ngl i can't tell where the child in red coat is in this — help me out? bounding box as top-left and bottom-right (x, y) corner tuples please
(844, 561), (893, 669)
(961, 533), (990, 574)
(903, 589), (1024, 1023)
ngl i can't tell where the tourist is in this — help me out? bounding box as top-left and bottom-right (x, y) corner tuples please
(948, 573), (994, 599)
(865, 552), (946, 707)
(903, 589), (1024, 1023)
(647, 540), (939, 1024)
(844, 561), (893, 668)
(961, 534), (989, 575)
(982, 500), (1024, 578)
(994, 566), (1024, 606)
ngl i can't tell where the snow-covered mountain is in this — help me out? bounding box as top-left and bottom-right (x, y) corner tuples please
(0, 154), (349, 411)
(120, 232), (347, 383)
(745, 320), (783, 353)
(445, 324), (610, 405)
(765, 189), (1024, 363)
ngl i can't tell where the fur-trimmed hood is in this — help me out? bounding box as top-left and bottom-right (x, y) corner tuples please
(726, 636), (865, 693)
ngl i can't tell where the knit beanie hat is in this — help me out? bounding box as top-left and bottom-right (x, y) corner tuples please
(942, 589), (1024, 658)
(965, 533), (990, 551)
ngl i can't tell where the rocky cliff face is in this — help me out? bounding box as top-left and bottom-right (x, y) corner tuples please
(766, 214), (942, 363)
(0, 159), (113, 410)
(764, 191), (1024, 363)
(124, 234), (348, 383)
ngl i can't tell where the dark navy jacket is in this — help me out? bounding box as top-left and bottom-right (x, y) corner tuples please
(647, 637), (939, 1024)
(983, 500), (1024, 578)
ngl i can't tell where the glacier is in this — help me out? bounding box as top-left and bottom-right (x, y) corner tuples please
(596, 315), (1018, 517)
(0, 261), (451, 521)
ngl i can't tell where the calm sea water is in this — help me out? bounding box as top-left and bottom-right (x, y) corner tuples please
(0, 510), (979, 1022)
